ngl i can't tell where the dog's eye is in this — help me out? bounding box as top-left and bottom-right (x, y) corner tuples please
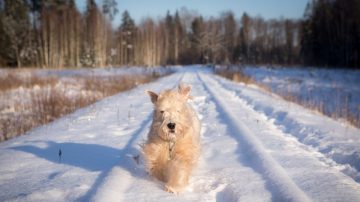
(160, 110), (164, 114)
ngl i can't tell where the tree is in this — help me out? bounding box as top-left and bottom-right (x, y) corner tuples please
(238, 13), (250, 63)
(190, 16), (205, 63)
(66, 0), (82, 67)
(222, 11), (236, 63)
(136, 17), (167, 66)
(173, 11), (183, 64)
(284, 19), (297, 65)
(117, 10), (136, 66)
(82, 0), (108, 67)
(301, 0), (360, 68)
(102, 0), (118, 66)
(207, 18), (225, 64)
(0, 4), (8, 66)
(165, 11), (174, 64)
(35, 0), (82, 68)
(2, 0), (32, 67)
(102, 0), (118, 21)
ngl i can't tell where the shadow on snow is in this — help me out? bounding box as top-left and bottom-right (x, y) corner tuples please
(10, 113), (153, 201)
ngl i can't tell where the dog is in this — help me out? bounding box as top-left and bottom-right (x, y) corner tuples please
(142, 83), (201, 194)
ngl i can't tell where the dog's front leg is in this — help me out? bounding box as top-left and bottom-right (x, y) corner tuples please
(143, 143), (168, 181)
(164, 158), (191, 194)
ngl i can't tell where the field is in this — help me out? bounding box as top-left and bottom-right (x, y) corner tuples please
(0, 67), (172, 141)
(0, 66), (359, 201)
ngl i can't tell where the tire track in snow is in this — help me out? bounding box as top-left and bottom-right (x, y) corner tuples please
(182, 72), (272, 202)
(210, 74), (360, 183)
(197, 72), (311, 202)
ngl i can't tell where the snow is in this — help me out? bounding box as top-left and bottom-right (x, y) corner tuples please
(211, 72), (360, 182)
(242, 66), (360, 125)
(1, 66), (360, 201)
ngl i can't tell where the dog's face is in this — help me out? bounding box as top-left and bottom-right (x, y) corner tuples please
(147, 83), (192, 141)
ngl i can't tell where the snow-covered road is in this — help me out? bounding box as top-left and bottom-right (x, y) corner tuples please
(1, 68), (360, 201)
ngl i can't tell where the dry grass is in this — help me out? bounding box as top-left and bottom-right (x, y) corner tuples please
(0, 71), (57, 92)
(215, 67), (360, 128)
(271, 84), (360, 128)
(215, 67), (270, 91)
(83, 74), (159, 97)
(0, 70), (169, 141)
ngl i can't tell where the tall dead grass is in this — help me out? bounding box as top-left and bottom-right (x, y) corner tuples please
(0, 70), (57, 92)
(215, 67), (270, 90)
(83, 74), (159, 97)
(280, 91), (360, 128)
(0, 70), (169, 141)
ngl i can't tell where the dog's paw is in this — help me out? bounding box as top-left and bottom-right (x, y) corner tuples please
(164, 184), (182, 194)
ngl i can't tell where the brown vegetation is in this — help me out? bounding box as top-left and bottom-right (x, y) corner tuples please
(0, 70), (169, 141)
(0, 71), (57, 92)
(215, 67), (269, 90)
(279, 92), (360, 128)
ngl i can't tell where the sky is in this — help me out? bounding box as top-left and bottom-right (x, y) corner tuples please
(78, 0), (309, 26)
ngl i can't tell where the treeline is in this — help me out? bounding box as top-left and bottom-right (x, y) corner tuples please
(0, 0), (113, 68)
(301, 0), (360, 68)
(0, 0), (359, 68)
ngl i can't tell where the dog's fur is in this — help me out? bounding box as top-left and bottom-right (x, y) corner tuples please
(142, 83), (201, 193)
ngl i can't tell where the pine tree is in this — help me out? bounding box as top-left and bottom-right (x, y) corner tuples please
(300, 0), (360, 68)
(118, 10), (136, 65)
(0, 4), (8, 66)
(2, 0), (32, 67)
(102, 0), (118, 21)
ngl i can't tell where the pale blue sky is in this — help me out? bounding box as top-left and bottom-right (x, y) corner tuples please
(78, 0), (309, 26)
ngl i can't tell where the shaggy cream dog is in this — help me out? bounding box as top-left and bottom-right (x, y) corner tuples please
(143, 83), (201, 193)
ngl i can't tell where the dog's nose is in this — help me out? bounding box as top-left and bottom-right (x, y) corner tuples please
(167, 122), (176, 130)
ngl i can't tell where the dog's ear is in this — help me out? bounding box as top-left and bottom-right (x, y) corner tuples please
(178, 82), (191, 100)
(146, 91), (158, 103)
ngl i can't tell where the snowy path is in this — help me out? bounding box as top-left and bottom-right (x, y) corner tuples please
(1, 68), (360, 201)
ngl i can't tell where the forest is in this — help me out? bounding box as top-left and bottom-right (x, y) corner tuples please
(0, 0), (359, 68)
